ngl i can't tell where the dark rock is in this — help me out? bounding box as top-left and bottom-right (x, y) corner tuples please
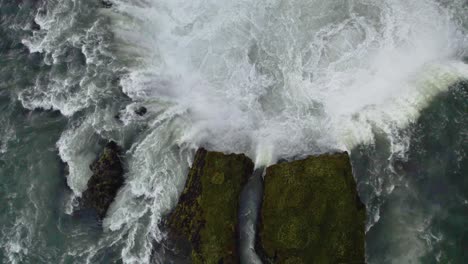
(101, 0), (112, 8)
(461, 231), (468, 260)
(31, 20), (40, 31)
(81, 141), (124, 219)
(135, 106), (147, 116)
(166, 150), (366, 263)
(257, 153), (366, 264)
(166, 148), (254, 264)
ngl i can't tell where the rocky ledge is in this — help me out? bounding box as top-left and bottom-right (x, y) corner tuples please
(166, 148), (254, 264)
(81, 141), (124, 219)
(258, 153), (366, 263)
(166, 149), (366, 263)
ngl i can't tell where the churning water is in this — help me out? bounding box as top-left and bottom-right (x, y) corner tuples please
(0, 0), (467, 263)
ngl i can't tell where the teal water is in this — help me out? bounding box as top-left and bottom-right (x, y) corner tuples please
(0, 1), (127, 262)
(352, 81), (468, 263)
(1, 0), (467, 263)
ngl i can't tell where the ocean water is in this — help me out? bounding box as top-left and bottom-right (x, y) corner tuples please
(0, 0), (467, 263)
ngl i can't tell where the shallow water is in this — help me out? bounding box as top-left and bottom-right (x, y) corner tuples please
(0, 0), (467, 263)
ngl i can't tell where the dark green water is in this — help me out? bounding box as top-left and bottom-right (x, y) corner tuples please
(352, 81), (468, 263)
(0, 1), (125, 262)
(1, 0), (467, 263)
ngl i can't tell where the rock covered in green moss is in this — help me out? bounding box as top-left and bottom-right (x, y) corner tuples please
(258, 153), (366, 264)
(81, 141), (124, 219)
(167, 148), (254, 264)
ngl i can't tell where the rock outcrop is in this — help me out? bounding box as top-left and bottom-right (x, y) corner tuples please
(81, 141), (124, 219)
(167, 148), (254, 264)
(257, 153), (366, 263)
(135, 106), (147, 116)
(166, 150), (365, 263)
(31, 20), (40, 31)
(100, 0), (112, 8)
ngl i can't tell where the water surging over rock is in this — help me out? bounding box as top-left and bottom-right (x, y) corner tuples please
(81, 141), (124, 219)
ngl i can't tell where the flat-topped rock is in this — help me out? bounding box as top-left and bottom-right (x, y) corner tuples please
(258, 152), (366, 263)
(167, 148), (254, 264)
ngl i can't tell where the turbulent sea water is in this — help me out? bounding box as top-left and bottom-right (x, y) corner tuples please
(0, 0), (467, 263)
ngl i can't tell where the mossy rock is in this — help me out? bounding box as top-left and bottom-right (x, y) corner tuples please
(81, 141), (124, 219)
(167, 148), (254, 264)
(258, 153), (366, 264)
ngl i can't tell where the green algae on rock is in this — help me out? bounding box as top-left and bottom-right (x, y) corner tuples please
(81, 141), (124, 219)
(167, 148), (254, 264)
(258, 153), (366, 264)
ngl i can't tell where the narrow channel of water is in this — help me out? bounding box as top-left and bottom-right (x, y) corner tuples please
(239, 167), (265, 264)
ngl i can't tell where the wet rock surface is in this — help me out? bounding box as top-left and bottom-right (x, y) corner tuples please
(135, 106), (147, 116)
(100, 0), (112, 8)
(257, 153), (366, 264)
(166, 150), (365, 263)
(31, 20), (40, 31)
(81, 141), (124, 219)
(166, 148), (254, 264)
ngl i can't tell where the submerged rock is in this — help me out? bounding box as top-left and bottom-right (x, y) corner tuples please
(135, 106), (147, 116)
(31, 20), (40, 31)
(100, 0), (112, 8)
(81, 141), (124, 219)
(258, 153), (366, 263)
(167, 148), (254, 264)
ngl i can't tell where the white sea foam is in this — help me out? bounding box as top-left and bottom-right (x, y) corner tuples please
(110, 0), (467, 158)
(0, 123), (15, 154)
(1, 216), (31, 264)
(19, 0), (118, 117)
(1, 183), (38, 264)
(102, 0), (468, 262)
(16, 0), (467, 263)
